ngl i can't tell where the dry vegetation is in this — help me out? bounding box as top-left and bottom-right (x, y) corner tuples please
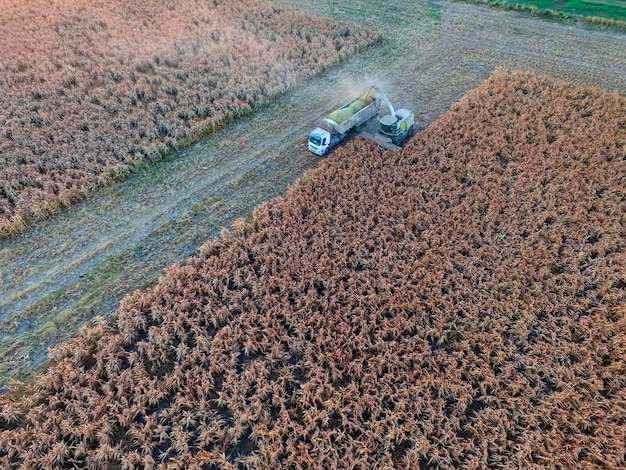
(0, 0), (375, 236)
(1, 69), (625, 469)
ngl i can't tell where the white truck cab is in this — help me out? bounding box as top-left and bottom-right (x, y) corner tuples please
(308, 128), (332, 156)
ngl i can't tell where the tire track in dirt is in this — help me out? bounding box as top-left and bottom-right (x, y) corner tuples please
(1, 0), (624, 385)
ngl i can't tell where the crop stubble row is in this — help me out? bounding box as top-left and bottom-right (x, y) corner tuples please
(1, 69), (624, 468)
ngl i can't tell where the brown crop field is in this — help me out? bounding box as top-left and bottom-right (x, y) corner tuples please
(0, 0), (376, 236)
(1, 69), (624, 469)
(2, 0), (625, 389)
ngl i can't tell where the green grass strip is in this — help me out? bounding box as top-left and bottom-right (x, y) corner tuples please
(461, 0), (626, 27)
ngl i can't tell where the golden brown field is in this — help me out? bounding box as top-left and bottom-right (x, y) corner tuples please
(0, 0), (375, 236)
(1, 69), (625, 469)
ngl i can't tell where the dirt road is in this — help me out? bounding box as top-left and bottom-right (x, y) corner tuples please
(1, 0), (624, 386)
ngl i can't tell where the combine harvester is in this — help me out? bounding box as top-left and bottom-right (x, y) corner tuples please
(308, 86), (415, 156)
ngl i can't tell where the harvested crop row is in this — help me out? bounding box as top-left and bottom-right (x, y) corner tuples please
(0, 0), (376, 236)
(1, 69), (625, 469)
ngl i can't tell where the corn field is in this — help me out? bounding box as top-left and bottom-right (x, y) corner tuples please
(1, 69), (624, 469)
(0, 0), (376, 236)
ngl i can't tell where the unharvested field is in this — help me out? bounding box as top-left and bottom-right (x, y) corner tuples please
(1, 0), (626, 388)
(1, 69), (624, 469)
(0, 0), (375, 235)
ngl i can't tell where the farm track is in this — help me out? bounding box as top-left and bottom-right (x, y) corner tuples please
(0, 0), (625, 386)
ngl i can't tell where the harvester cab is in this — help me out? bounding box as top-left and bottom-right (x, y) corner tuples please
(377, 108), (415, 145)
(373, 87), (415, 147)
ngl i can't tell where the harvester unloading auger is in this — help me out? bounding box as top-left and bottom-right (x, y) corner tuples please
(308, 86), (415, 156)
